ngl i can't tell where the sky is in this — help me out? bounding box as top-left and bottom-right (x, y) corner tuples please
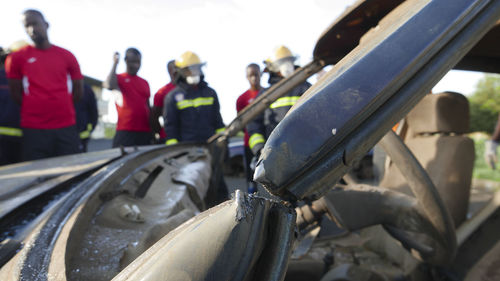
(1, 0), (487, 125)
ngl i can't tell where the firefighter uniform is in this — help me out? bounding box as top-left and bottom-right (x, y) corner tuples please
(0, 67), (22, 165)
(247, 78), (311, 155)
(164, 50), (228, 206)
(163, 79), (225, 144)
(247, 45), (311, 155)
(75, 84), (98, 152)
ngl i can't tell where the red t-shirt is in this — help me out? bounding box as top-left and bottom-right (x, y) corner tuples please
(5, 45), (83, 129)
(116, 73), (151, 132)
(236, 89), (259, 146)
(153, 82), (175, 108)
(153, 82), (175, 139)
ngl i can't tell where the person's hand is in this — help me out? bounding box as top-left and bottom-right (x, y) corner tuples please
(485, 140), (498, 169)
(113, 52), (120, 65)
(249, 149), (262, 171)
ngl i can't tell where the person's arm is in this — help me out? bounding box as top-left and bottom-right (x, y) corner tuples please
(7, 79), (23, 105)
(72, 79), (83, 103)
(485, 113), (500, 168)
(103, 52), (120, 90)
(5, 53), (23, 105)
(163, 91), (180, 145)
(151, 89), (165, 136)
(65, 50), (84, 102)
(212, 90), (225, 134)
(246, 91), (267, 155)
(150, 106), (162, 136)
(143, 83), (156, 137)
(87, 85), (98, 131)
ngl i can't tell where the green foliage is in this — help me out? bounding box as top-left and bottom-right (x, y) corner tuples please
(463, 74), (500, 181)
(469, 74), (500, 133)
(471, 134), (500, 182)
(470, 102), (498, 133)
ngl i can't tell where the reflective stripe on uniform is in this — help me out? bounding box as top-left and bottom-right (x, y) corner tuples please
(0, 126), (22, 137)
(269, 96), (300, 109)
(166, 138), (178, 145)
(249, 133), (265, 150)
(216, 127), (225, 134)
(177, 97), (214, 110)
(79, 123), (93, 139)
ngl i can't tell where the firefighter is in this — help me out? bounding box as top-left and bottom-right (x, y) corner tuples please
(75, 84), (98, 152)
(246, 45), (311, 157)
(0, 41), (28, 165)
(163, 51), (225, 144)
(163, 51), (227, 205)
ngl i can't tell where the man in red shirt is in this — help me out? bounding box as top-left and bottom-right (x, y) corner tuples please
(104, 48), (152, 147)
(5, 9), (83, 161)
(151, 60), (176, 143)
(236, 63), (262, 193)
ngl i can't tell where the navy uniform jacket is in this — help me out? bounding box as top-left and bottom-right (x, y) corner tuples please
(0, 68), (21, 138)
(75, 84), (98, 139)
(163, 79), (225, 144)
(247, 76), (311, 155)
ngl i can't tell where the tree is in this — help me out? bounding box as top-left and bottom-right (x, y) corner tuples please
(469, 74), (500, 133)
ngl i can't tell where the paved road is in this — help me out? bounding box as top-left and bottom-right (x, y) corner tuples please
(87, 138), (113, 152)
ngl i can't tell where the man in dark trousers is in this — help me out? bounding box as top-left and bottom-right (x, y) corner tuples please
(75, 84), (98, 152)
(5, 9), (83, 161)
(236, 63), (262, 193)
(151, 60), (176, 143)
(247, 45), (311, 158)
(104, 48), (152, 147)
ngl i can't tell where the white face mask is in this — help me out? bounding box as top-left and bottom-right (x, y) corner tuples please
(186, 75), (201, 85)
(279, 61), (295, 78)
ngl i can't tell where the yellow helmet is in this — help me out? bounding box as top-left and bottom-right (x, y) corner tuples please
(272, 45), (294, 62)
(175, 51), (205, 69)
(8, 40), (29, 53)
(264, 45), (296, 72)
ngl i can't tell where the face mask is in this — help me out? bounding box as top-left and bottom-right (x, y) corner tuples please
(279, 62), (295, 78)
(186, 75), (200, 85)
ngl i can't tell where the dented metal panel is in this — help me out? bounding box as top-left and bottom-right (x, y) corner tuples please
(113, 191), (296, 281)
